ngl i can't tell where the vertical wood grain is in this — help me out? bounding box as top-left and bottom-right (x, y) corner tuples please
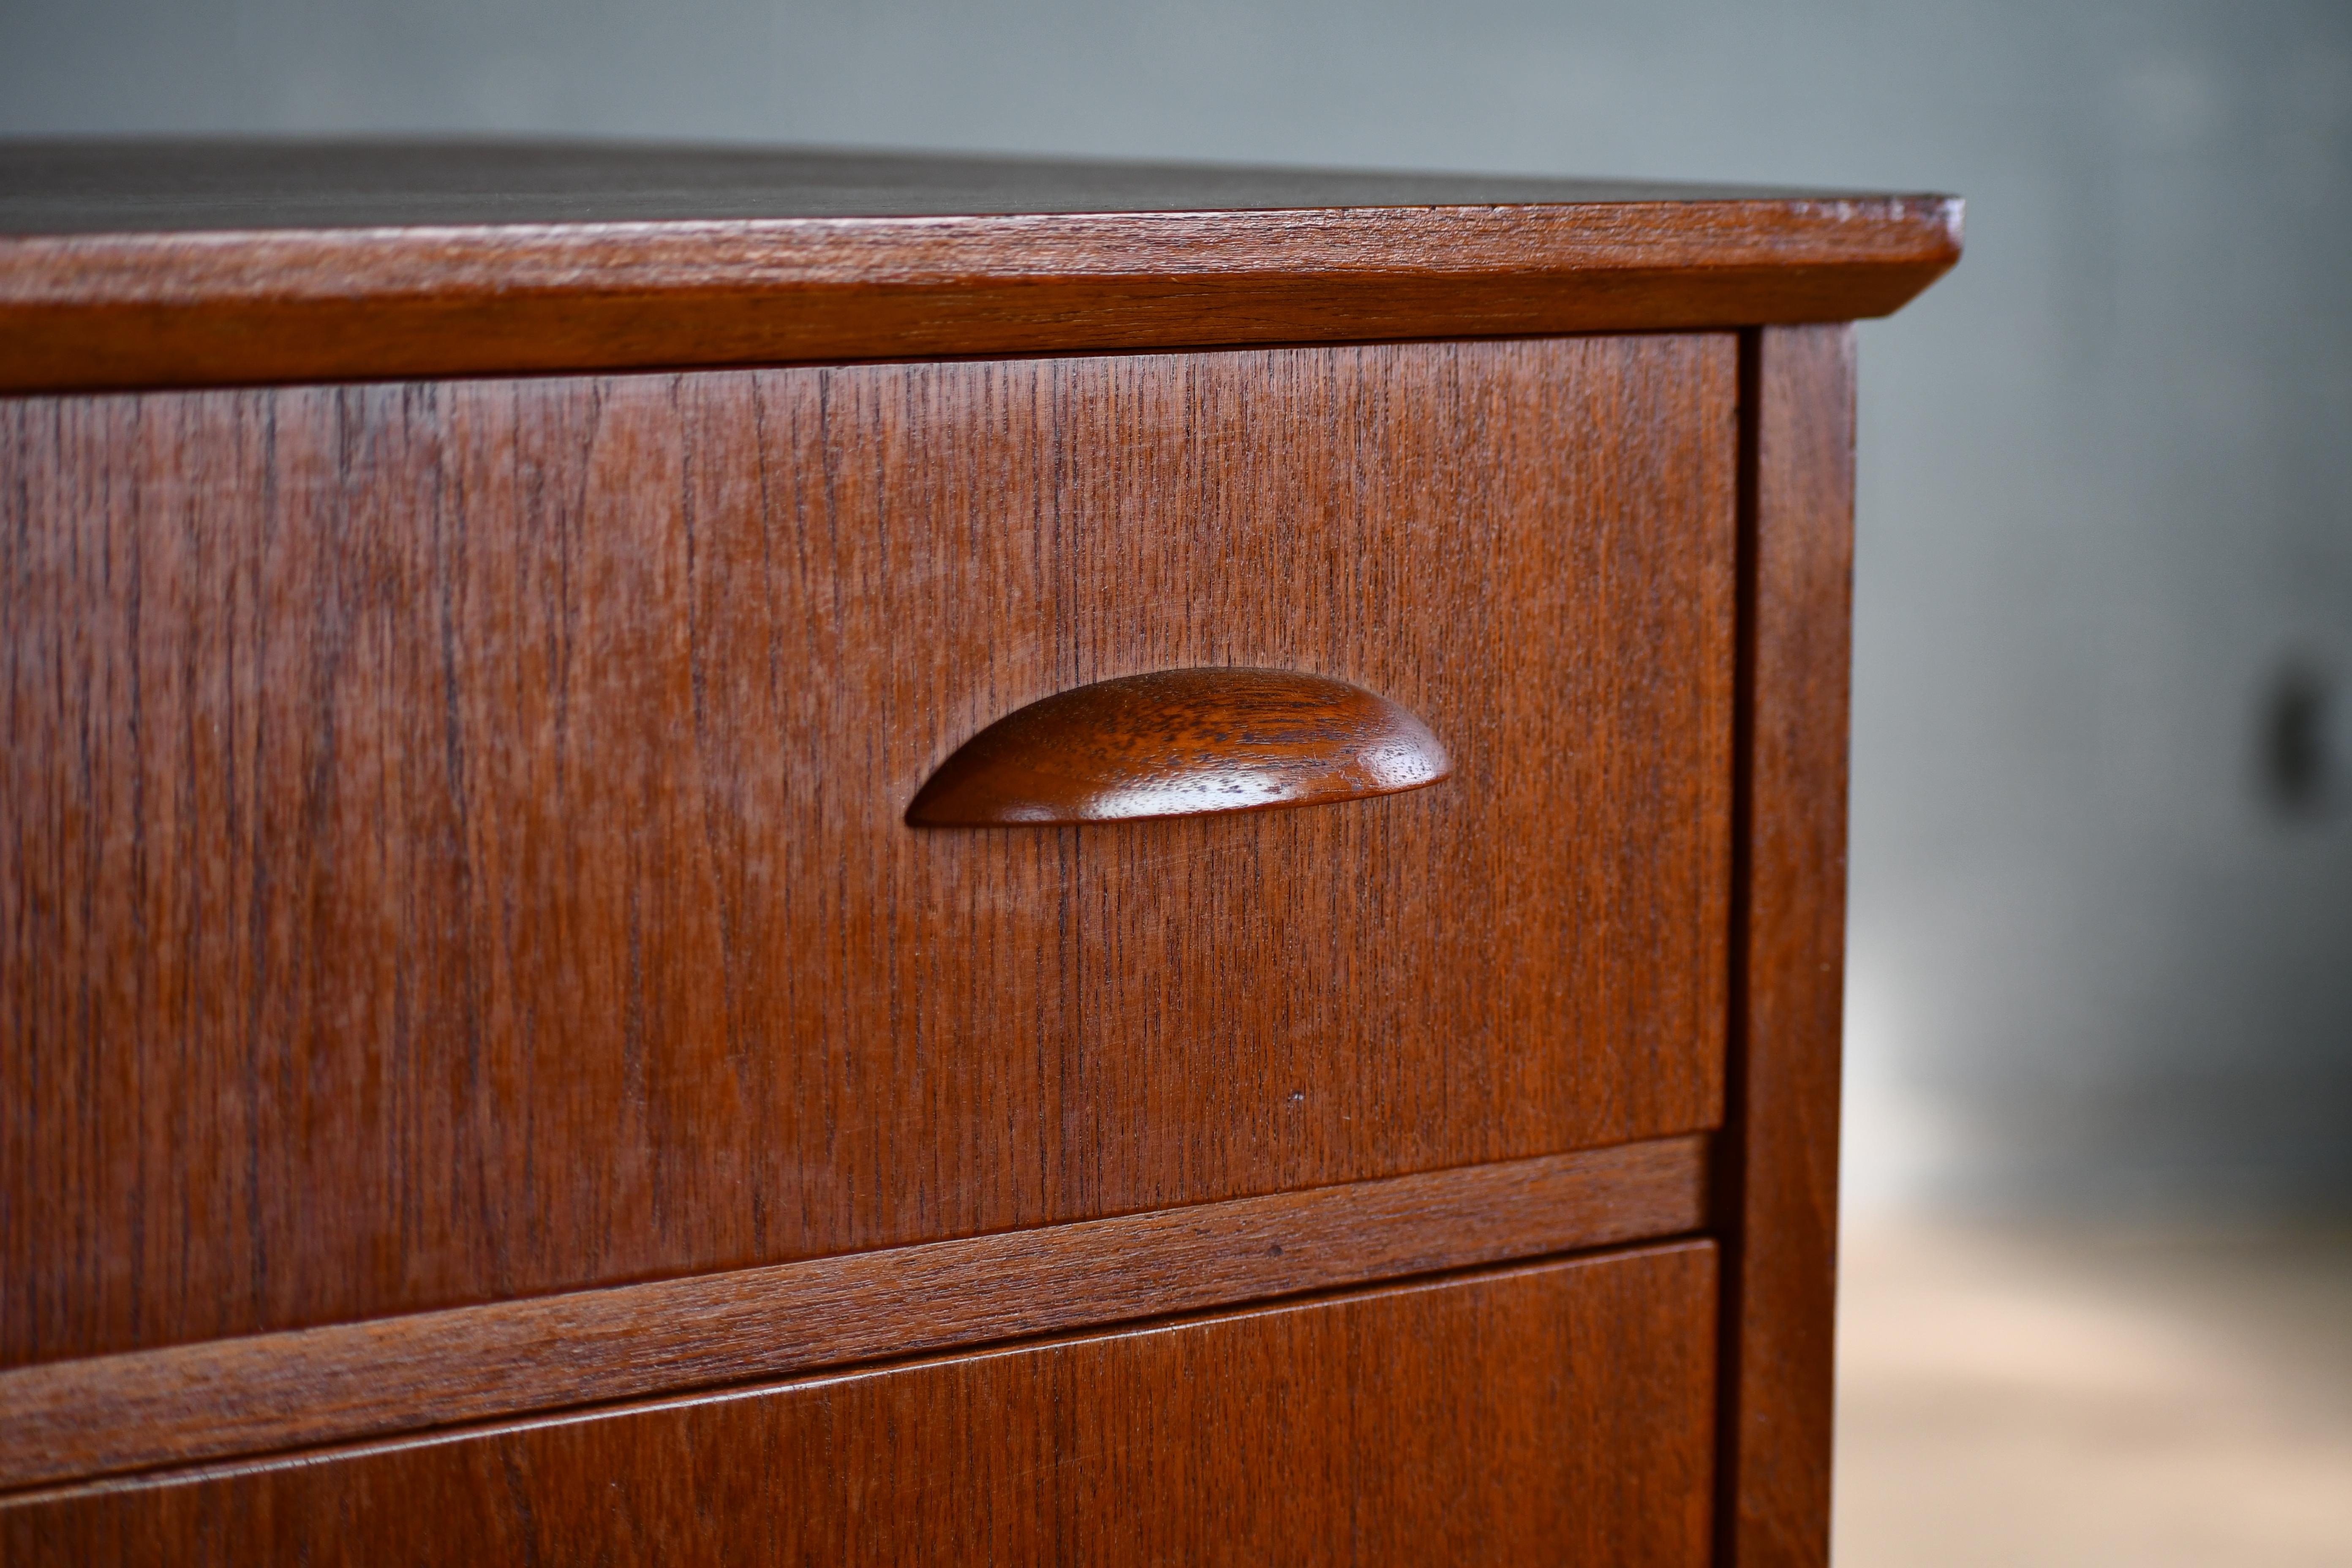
(1718, 324), (1856, 1568)
(1, 1243), (1719, 1568)
(1, 339), (1736, 1366)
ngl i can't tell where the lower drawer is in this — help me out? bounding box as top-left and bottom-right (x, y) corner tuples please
(3, 1241), (1716, 1566)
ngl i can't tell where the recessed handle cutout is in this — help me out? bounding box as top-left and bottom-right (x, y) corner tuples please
(908, 667), (1452, 826)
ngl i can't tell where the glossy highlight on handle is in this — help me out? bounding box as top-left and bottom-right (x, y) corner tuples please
(907, 668), (1452, 826)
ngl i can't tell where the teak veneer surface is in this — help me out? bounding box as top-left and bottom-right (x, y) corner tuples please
(0, 1136), (1706, 1489)
(1, 335), (1734, 1368)
(0, 142), (1960, 391)
(1716, 325), (1856, 1568)
(1, 1243), (1720, 1568)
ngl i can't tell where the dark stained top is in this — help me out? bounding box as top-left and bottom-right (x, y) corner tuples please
(1, 139), (1908, 235)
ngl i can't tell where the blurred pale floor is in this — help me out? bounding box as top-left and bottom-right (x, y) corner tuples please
(1834, 1220), (2352, 1567)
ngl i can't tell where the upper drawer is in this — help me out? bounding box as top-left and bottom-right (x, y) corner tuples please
(1, 335), (1734, 1365)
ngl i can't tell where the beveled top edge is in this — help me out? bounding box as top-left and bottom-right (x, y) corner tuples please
(0, 142), (1960, 394)
(0, 138), (1957, 237)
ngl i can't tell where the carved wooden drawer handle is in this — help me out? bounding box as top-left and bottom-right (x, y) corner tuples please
(908, 668), (1452, 826)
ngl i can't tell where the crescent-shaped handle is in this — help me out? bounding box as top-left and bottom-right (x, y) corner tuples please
(907, 667), (1452, 826)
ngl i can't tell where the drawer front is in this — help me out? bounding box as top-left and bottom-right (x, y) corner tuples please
(3, 1242), (1718, 1566)
(1, 337), (1734, 1363)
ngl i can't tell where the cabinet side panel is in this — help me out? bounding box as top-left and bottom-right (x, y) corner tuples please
(1720, 323), (1855, 1568)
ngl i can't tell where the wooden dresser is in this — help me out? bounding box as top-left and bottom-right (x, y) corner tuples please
(0, 144), (1958, 1565)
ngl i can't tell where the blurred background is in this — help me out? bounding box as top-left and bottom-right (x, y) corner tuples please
(5, 1), (2348, 1560)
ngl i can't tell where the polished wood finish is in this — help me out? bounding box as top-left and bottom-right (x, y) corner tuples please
(1, 336), (1734, 1369)
(0, 140), (1963, 231)
(0, 1134), (1704, 1490)
(0, 143), (1960, 393)
(4, 146), (1957, 1560)
(1, 1243), (1720, 1567)
(1716, 325), (1856, 1568)
(907, 667), (1451, 825)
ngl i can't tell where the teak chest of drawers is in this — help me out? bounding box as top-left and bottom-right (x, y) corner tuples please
(0, 144), (1958, 1565)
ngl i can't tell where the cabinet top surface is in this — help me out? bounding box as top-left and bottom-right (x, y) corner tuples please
(3, 139), (1949, 234)
(0, 141), (1958, 395)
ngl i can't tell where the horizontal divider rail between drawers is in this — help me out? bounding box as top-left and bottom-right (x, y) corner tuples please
(0, 1133), (1707, 1492)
